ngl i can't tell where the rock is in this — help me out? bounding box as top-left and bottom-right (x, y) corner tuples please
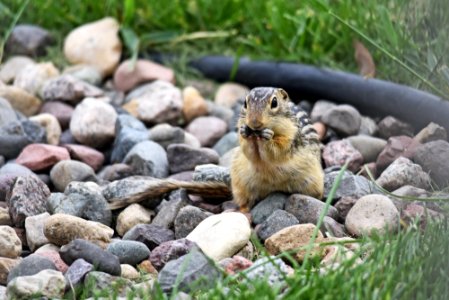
(0, 97), (19, 127)
(40, 101), (74, 130)
(97, 163), (134, 182)
(63, 64), (102, 86)
(43, 214), (113, 247)
(310, 100), (336, 123)
(24, 213), (50, 251)
(251, 193), (288, 225)
(114, 59), (175, 92)
(220, 255), (253, 275)
(123, 80), (182, 124)
(219, 147), (238, 168)
(334, 196), (357, 219)
(192, 164), (231, 186)
(182, 86), (208, 122)
(320, 245), (359, 268)
(34, 243), (60, 254)
(64, 17), (122, 77)
(376, 157), (431, 191)
(107, 240), (150, 265)
(184, 132), (202, 149)
(322, 140), (364, 172)
(347, 135), (387, 163)
(70, 98), (117, 148)
(6, 269), (65, 299)
(63, 144), (104, 171)
(7, 254), (56, 283)
(14, 62), (59, 96)
(214, 83), (249, 108)
(389, 185), (430, 212)
(111, 114), (148, 163)
(358, 116), (378, 136)
(0, 257), (20, 285)
(265, 224), (325, 262)
(30, 113), (61, 145)
(116, 203), (154, 237)
(15, 144), (69, 171)
(322, 216), (346, 238)
(208, 102), (235, 127)
(324, 170), (376, 201)
(213, 132), (238, 156)
(6, 175), (50, 227)
(186, 212), (251, 261)
(121, 264), (140, 280)
(412, 140), (449, 188)
(123, 140), (169, 178)
(152, 197), (188, 229)
(167, 144), (219, 173)
(5, 24), (54, 57)
(375, 136), (420, 173)
(377, 116), (414, 139)
(158, 249), (222, 294)
(257, 210), (299, 241)
(84, 271), (132, 297)
(413, 122), (447, 143)
(0, 226), (21, 258)
(35, 250), (68, 273)
(0, 207), (11, 225)
(174, 205), (212, 239)
(313, 122), (327, 141)
(285, 194), (339, 224)
(245, 256), (293, 287)
(138, 260), (158, 275)
(185, 116), (228, 147)
(401, 203), (444, 227)
(321, 104), (361, 136)
(41, 74), (103, 104)
(148, 123), (185, 149)
(50, 160), (96, 192)
(345, 194), (399, 236)
(184, 79), (217, 99)
(123, 224), (174, 250)
(60, 239), (121, 275)
(0, 56), (35, 83)
(149, 238), (197, 271)
(0, 85), (41, 116)
(0, 163), (34, 177)
(0, 120), (47, 159)
(64, 258), (93, 288)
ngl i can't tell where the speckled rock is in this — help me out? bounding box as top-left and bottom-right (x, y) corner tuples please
(251, 193), (288, 225)
(214, 83), (249, 108)
(375, 136), (420, 173)
(50, 160), (97, 192)
(40, 101), (74, 129)
(5, 24), (54, 57)
(285, 194), (339, 224)
(148, 123), (185, 149)
(0, 85), (42, 116)
(35, 250), (68, 273)
(245, 256), (293, 287)
(24, 213), (50, 251)
(347, 135), (387, 163)
(123, 224), (174, 250)
(182, 86), (208, 122)
(7, 254), (56, 283)
(116, 203), (154, 237)
(15, 144), (69, 171)
(0, 226), (22, 258)
(377, 116), (414, 139)
(14, 62), (59, 96)
(64, 17), (122, 77)
(322, 140), (364, 172)
(6, 269), (65, 300)
(192, 164), (231, 186)
(324, 170), (376, 201)
(64, 258), (93, 288)
(0, 120), (46, 159)
(0, 56), (35, 84)
(412, 140), (449, 188)
(321, 104), (361, 136)
(63, 144), (104, 171)
(185, 116), (228, 147)
(334, 196), (358, 219)
(220, 255), (253, 275)
(167, 144), (219, 173)
(152, 196), (188, 229)
(257, 210), (299, 241)
(149, 238), (197, 271)
(173, 205), (211, 239)
(413, 122), (447, 143)
(123, 140), (169, 178)
(0, 257), (21, 285)
(107, 240), (150, 265)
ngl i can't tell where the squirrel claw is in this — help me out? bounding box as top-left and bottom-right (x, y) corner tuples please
(239, 125), (250, 138)
(260, 128), (274, 140)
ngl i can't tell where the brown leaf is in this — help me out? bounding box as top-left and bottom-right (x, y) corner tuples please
(353, 39), (376, 78)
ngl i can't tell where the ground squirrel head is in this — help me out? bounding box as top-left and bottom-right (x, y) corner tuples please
(240, 87), (290, 130)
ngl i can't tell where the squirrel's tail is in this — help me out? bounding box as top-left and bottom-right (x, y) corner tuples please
(108, 179), (231, 210)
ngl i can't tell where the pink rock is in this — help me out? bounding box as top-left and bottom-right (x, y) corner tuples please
(402, 203), (444, 229)
(36, 250), (69, 273)
(15, 144), (70, 171)
(375, 136), (420, 173)
(220, 255), (253, 275)
(322, 140), (363, 173)
(40, 101), (74, 129)
(185, 116), (228, 147)
(63, 144), (104, 171)
(113, 59), (175, 92)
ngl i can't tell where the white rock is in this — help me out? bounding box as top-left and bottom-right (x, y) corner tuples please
(29, 113), (61, 145)
(120, 264), (140, 280)
(0, 56), (35, 84)
(116, 204), (154, 237)
(0, 226), (21, 258)
(186, 212), (251, 261)
(34, 243), (60, 254)
(214, 83), (249, 108)
(6, 269), (65, 299)
(25, 213), (50, 251)
(13, 62), (59, 96)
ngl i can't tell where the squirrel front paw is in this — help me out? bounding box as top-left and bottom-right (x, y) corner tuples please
(260, 128), (274, 140)
(239, 125), (251, 138)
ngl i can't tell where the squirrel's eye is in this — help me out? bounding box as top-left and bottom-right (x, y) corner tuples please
(271, 97), (278, 109)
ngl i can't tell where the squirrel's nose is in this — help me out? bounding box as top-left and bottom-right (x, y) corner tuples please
(248, 118), (263, 130)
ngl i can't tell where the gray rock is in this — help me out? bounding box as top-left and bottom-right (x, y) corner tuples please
(251, 193), (288, 225)
(83, 271), (132, 297)
(174, 205), (212, 239)
(358, 116), (378, 136)
(158, 249), (222, 294)
(412, 140), (449, 188)
(219, 147), (238, 168)
(334, 196), (357, 220)
(0, 97), (19, 127)
(321, 216), (346, 237)
(0, 163), (34, 177)
(149, 238), (197, 271)
(377, 116), (414, 139)
(347, 135), (387, 163)
(123, 224), (174, 250)
(167, 144), (219, 173)
(207, 102), (235, 128)
(123, 140), (169, 178)
(97, 163), (134, 182)
(245, 256), (292, 287)
(285, 194), (339, 224)
(106, 240), (150, 265)
(40, 101), (74, 129)
(63, 64), (102, 86)
(6, 269), (65, 300)
(6, 175), (50, 227)
(324, 170), (377, 201)
(321, 104), (361, 136)
(152, 197), (188, 229)
(310, 100), (337, 123)
(5, 24), (54, 57)
(257, 210), (299, 241)
(322, 140), (364, 173)
(59, 239), (121, 276)
(213, 132), (239, 156)
(185, 116), (228, 147)
(64, 258), (93, 288)
(0, 56), (35, 84)
(149, 123), (185, 149)
(192, 164), (231, 187)
(414, 122), (447, 143)
(0, 120), (46, 159)
(7, 254), (56, 283)
(24, 212), (50, 251)
(50, 160), (97, 192)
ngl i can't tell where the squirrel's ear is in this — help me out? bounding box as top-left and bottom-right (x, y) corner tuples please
(278, 89), (289, 100)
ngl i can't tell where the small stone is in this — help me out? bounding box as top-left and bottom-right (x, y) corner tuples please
(182, 86), (208, 122)
(377, 116), (414, 139)
(0, 120), (46, 159)
(15, 144), (69, 171)
(0, 207), (11, 226)
(14, 62), (59, 96)
(114, 59), (175, 92)
(70, 97), (117, 148)
(25, 213), (50, 251)
(186, 116), (228, 147)
(320, 245), (359, 267)
(322, 140), (364, 172)
(334, 196), (358, 220)
(138, 260), (158, 275)
(310, 100), (336, 123)
(35, 250), (68, 273)
(50, 160), (97, 192)
(245, 256), (293, 287)
(34, 243), (60, 253)
(123, 224), (174, 250)
(251, 193), (288, 225)
(208, 102), (235, 127)
(41, 74), (103, 104)
(63, 144), (104, 171)
(285, 194), (340, 224)
(152, 197), (188, 229)
(184, 132), (202, 148)
(167, 144), (219, 173)
(158, 249), (222, 294)
(40, 101), (74, 130)
(358, 116), (378, 136)
(174, 205), (212, 239)
(63, 64), (102, 86)
(0, 97), (19, 127)
(0, 163), (34, 177)
(6, 269), (65, 299)
(321, 104), (361, 136)
(313, 122), (327, 141)
(257, 210), (299, 241)
(389, 185), (429, 212)
(213, 132), (239, 156)
(7, 254), (56, 283)
(265, 224), (325, 262)
(64, 17), (122, 77)
(192, 164), (231, 186)
(412, 140), (449, 188)
(60, 239), (121, 275)
(148, 123), (185, 149)
(0, 85), (41, 116)
(219, 255), (253, 275)
(324, 170), (376, 201)
(375, 136), (420, 173)
(29, 113), (61, 145)
(44, 214), (113, 247)
(0, 226), (22, 258)
(0, 56), (35, 83)
(116, 203), (154, 237)
(97, 163), (134, 182)
(322, 216), (346, 238)
(83, 271), (132, 297)
(219, 147), (238, 167)
(401, 203), (444, 226)
(64, 258), (93, 288)
(0, 257), (21, 285)
(5, 25), (54, 57)
(413, 122), (447, 143)
(214, 83), (249, 108)
(123, 140), (169, 178)
(121, 264), (140, 280)
(347, 135), (387, 163)
(107, 240), (150, 265)
(6, 175), (50, 227)
(186, 212), (251, 261)
(149, 238), (197, 271)
(345, 194), (399, 237)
